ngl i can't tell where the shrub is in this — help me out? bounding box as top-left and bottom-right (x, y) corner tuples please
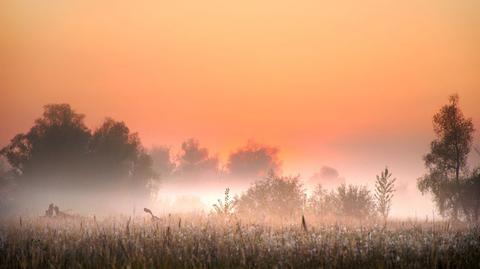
(235, 172), (305, 218)
(309, 184), (376, 219)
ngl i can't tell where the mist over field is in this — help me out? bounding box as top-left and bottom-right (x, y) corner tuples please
(0, 99), (478, 221)
(1, 1), (480, 268)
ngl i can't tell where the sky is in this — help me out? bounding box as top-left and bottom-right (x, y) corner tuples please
(1, 1), (479, 217)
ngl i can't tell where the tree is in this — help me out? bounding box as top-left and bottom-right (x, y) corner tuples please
(174, 138), (218, 177)
(1, 104), (91, 186)
(150, 146), (176, 178)
(89, 119), (141, 180)
(89, 118), (157, 197)
(131, 151), (157, 197)
(226, 141), (281, 178)
(417, 94), (475, 220)
(374, 167), (396, 222)
(235, 172), (305, 218)
(0, 105), (157, 213)
(308, 166), (345, 189)
(335, 184), (376, 219)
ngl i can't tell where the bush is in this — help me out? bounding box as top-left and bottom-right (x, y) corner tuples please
(235, 173), (305, 218)
(336, 184), (376, 219)
(309, 184), (376, 219)
(308, 185), (337, 217)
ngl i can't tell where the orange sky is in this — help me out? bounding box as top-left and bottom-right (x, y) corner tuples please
(1, 1), (479, 216)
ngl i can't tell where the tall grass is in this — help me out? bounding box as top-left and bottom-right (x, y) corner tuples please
(0, 215), (479, 268)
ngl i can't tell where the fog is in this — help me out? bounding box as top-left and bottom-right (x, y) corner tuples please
(0, 101), (478, 222)
(1, 170), (437, 221)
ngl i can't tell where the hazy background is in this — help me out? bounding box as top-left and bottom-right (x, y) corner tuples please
(1, 1), (479, 217)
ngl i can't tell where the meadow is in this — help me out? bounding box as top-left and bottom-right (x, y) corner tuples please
(1, 214), (479, 269)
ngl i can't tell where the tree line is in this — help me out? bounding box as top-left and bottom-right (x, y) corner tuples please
(0, 104), (282, 214)
(0, 94), (478, 222)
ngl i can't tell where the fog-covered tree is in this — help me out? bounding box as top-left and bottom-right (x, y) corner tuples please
(0, 105), (157, 205)
(174, 138), (218, 177)
(150, 146), (176, 178)
(417, 95), (475, 220)
(88, 118), (156, 192)
(89, 118), (141, 177)
(0, 104), (91, 186)
(89, 118), (157, 198)
(235, 172), (305, 218)
(309, 166), (345, 189)
(131, 151), (157, 196)
(226, 141), (281, 178)
(374, 167), (396, 221)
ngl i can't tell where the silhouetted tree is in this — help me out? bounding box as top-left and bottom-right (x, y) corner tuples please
(417, 94), (475, 220)
(131, 151), (157, 197)
(226, 141), (281, 178)
(89, 119), (140, 179)
(374, 167), (396, 222)
(174, 138), (218, 177)
(235, 172), (305, 218)
(0, 105), (157, 213)
(88, 118), (157, 197)
(1, 104), (91, 186)
(150, 146), (176, 178)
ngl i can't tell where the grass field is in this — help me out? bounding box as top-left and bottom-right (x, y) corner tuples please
(1, 215), (479, 269)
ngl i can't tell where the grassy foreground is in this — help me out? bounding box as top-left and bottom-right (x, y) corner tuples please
(0, 215), (479, 268)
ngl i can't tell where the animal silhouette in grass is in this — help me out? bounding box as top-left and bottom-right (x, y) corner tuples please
(44, 203), (74, 218)
(144, 207), (160, 221)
